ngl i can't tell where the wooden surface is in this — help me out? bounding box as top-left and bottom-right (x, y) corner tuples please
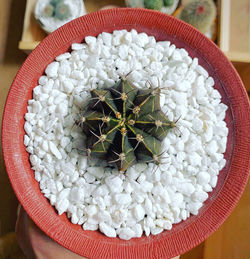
(203, 180), (250, 259)
(0, 0), (249, 258)
(219, 0), (250, 62)
(0, 0), (26, 237)
(0, 1), (11, 62)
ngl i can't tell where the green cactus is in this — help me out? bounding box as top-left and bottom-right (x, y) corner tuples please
(144, 0), (163, 10)
(163, 0), (174, 7)
(180, 0), (216, 33)
(43, 4), (54, 17)
(50, 0), (63, 7)
(55, 3), (71, 20)
(77, 78), (175, 172)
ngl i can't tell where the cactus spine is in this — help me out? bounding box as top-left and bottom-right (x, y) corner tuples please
(77, 78), (175, 172)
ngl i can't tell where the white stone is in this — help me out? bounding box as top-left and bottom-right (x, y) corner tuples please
(134, 163), (148, 173)
(49, 141), (62, 159)
(63, 80), (74, 94)
(24, 122), (32, 136)
(192, 117), (203, 132)
(78, 156), (88, 170)
(83, 223), (98, 231)
(45, 62), (59, 78)
(70, 187), (84, 203)
(192, 189), (209, 202)
(114, 193), (132, 205)
(126, 166), (140, 180)
(187, 152), (202, 167)
(206, 140), (219, 155)
(56, 198), (69, 215)
(60, 137), (70, 149)
(178, 183), (195, 196)
(105, 175), (123, 193)
(99, 222), (116, 237)
(196, 65), (209, 78)
(56, 52), (71, 61)
(24, 135), (30, 146)
(72, 43), (85, 50)
(38, 76), (48, 85)
(118, 227), (136, 240)
(176, 80), (191, 91)
(102, 32), (112, 46)
(87, 167), (104, 179)
(133, 204), (145, 221)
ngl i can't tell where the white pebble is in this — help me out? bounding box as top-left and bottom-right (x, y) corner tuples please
(87, 167), (104, 179)
(119, 228), (135, 240)
(56, 199), (69, 215)
(24, 122), (32, 136)
(99, 222), (116, 237)
(197, 171), (211, 186)
(114, 193), (132, 205)
(178, 183), (195, 196)
(196, 65), (209, 78)
(133, 204), (145, 221)
(56, 52), (71, 61)
(49, 141), (62, 159)
(24, 135), (30, 146)
(72, 43), (85, 50)
(45, 62), (59, 78)
(63, 80), (74, 94)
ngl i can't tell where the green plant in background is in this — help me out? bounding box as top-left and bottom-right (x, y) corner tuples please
(180, 0), (216, 33)
(77, 78), (175, 172)
(43, 0), (71, 20)
(143, 0), (175, 10)
(144, 0), (163, 10)
(50, 0), (63, 7)
(55, 3), (71, 20)
(43, 4), (54, 17)
(163, 0), (174, 7)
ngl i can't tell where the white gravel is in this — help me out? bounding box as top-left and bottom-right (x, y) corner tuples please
(24, 29), (228, 240)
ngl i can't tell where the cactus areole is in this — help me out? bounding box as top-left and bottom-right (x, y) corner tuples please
(77, 79), (175, 172)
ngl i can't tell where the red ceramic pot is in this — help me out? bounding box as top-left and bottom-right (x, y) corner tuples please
(2, 8), (250, 259)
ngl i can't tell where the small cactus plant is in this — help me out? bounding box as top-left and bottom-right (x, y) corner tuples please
(163, 0), (174, 7)
(42, 0), (71, 21)
(55, 3), (71, 20)
(77, 78), (175, 172)
(144, 0), (163, 10)
(180, 0), (216, 33)
(43, 4), (54, 17)
(50, 0), (63, 7)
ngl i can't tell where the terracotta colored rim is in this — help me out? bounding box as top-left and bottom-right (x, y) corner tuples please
(2, 8), (250, 259)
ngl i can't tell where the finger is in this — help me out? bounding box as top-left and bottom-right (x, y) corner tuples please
(15, 206), (36, 259)
(16, 206), (85, 259)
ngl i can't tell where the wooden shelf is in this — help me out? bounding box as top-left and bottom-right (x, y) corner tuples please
(19, 0), (125, 54)
(218, 0), (250, 62)
(20, 0), (250, 63)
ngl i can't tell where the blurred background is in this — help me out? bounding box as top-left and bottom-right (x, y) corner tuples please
(0, 0), (249, 258)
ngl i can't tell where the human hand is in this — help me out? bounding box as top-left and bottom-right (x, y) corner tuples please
(16, 206), (84, 259)
(16, 206), (180, 259)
